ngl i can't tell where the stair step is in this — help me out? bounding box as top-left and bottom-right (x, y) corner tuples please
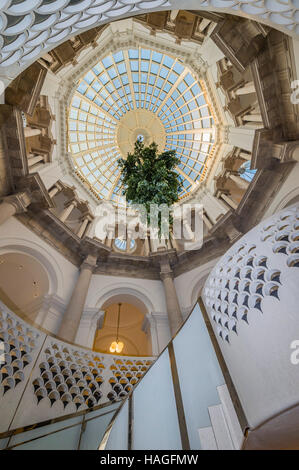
(198, 426), (218, 450)
(217, 384), (244, 449)
(208, 404), (234, 450)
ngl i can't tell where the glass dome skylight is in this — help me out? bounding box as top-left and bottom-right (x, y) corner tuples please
(68, 48), (216, 203)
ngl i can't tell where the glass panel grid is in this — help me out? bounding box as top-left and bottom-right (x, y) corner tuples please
(68, 48), (215, 201)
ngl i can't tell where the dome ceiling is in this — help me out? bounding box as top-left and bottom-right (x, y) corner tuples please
(67, 47), (216, 204)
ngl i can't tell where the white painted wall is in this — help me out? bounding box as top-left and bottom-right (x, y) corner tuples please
(87, 273), (166, 312)
(203, 203), (299, 428)
(262, 161), (299, 218)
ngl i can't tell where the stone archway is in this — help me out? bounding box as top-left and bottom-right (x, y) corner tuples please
(93, 299), (152, 356)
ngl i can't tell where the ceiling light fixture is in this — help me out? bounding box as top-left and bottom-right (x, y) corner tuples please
(109, 303), (124, 354)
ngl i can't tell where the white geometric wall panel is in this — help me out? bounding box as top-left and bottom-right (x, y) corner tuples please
(203, 203), (299, 429)
(0, 0), (299, 80)
(0, 300), (153, 432)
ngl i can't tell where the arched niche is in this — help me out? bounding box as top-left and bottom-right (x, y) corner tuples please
(0, 252), (49, 323)
(0, 241), (61, 296)
(93, 284), (156, 314)
(93, 300), (152, 356)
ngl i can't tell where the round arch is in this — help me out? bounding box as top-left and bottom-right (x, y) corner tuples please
(185, 259), (220, 308)
(93, 283), (156, 314)
(271, 188), (299, 215)
(0, 238), (62, 296)
(93, 299), (152, 356)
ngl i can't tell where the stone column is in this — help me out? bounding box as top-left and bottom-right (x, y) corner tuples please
(220, 192), (238, 210)
(24, 127), (42, 138)
(229, 173), (250, 191)
(58, 255), (97, 343)
(126, 228), (133, 253)
(59, 200), (77, 223)
(76, 215), (91, 238)
(198, 17), (211, 32)
(160, 259), (183, 337)
(49, 185), (60, 198)
(28, 154), (44, 168)
(143, 231), (150, 256)
(203, 212), (213, 230)
(243, 113), (262, 123)
(170, 231), (179, 251)
(106, 225), (114, 248)
(0, 192), (31, 225)
(142, 313), (159, 356)
(235, 81), (255, 95)
(183, 219), (194, 241)
(202, 189), (227, 223)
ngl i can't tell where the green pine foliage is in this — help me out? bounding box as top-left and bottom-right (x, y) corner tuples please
(118, 139), (182, 231)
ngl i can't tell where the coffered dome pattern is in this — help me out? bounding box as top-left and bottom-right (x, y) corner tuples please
(0, 0), (299, 75)
(68, 48), (215, 203)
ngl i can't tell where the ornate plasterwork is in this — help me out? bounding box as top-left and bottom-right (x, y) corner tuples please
(0, 1), (299, 82)
(56, 24), (226, 207)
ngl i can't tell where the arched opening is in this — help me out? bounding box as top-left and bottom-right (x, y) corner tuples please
(0, 252), (49, 322)
(283, 194), (299, 209)
(93, 301), (152, 356)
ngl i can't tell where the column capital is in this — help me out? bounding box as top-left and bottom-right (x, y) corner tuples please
(160, 270), (173, 281)
(65, 198), (78, 208)
(4, 191), (31, 213)
(160, 258), (174, 280)
(84, 213), (94, 222)
(81, 254), (97, 272)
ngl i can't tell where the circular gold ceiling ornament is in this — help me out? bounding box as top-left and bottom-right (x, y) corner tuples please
(116, 109), (166, 158)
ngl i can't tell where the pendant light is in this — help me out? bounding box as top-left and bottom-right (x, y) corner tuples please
(109, 303), (124, 354)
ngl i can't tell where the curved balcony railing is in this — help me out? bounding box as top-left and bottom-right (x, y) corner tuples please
(0, 299), (154, 445)
(0, 297), (245, 450)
